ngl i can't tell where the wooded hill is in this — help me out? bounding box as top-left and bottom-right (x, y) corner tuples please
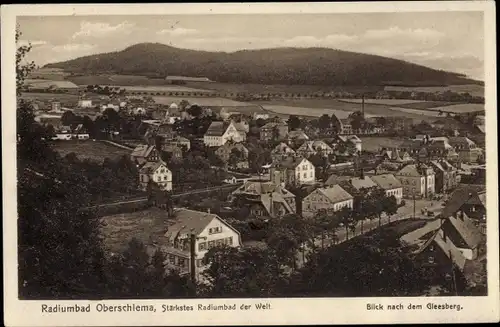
(46, 43), (480, 86)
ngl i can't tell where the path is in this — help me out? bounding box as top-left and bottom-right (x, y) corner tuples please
(88, 183), (243, 209)
(101, 140), (134, 150)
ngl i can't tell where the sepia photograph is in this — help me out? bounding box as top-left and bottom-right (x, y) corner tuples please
(2, 2), (499, 326)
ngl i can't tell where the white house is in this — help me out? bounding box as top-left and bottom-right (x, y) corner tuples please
(78, 99), (93, 108)
(370, 174), (404, 204)
(139, 161), (172, 191)
(162, 208), (242, 281)
(203, 121), (245, 147)
(302, 184), (354, 217)
(270, 156), (316, 186)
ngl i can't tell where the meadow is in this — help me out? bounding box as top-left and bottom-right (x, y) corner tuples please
(114, 85), (213, 93)
(384, 84), (484, 97)
(20, 92), (80, 102)
(100, 207), (171, 254)
(51, 140), (130, 163)
(338, 99), (423, 105)
(254, 99), (438, 121)
(152, 96), (256, 107)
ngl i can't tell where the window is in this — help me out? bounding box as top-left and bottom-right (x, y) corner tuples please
(208, 241), (215, 249)
(198, 242), (207, 251)
(303, 173), (307, 178)
(428, 256), (435, 264)
(227, 237), (233, 245)
(169, 255), (175, 264)
(178, 258), (186, 267)
(310, 172), (313, 177)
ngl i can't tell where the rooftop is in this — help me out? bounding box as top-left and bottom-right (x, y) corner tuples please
(317, 185), (354, 203)
(370, 174), (402, 190)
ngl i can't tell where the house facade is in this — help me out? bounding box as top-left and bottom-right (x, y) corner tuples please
(230, 181), (296, 218)
(296, 140), (334, 158)
(429, 160), (459, 194)
(131, 145), (160, 165)
(448, 137), (484, 163)
(215, 142), (249, 169)
(139, 161), (173, 191)
(270, 156), (316, 187)
(260, 122), (289, 141)
(370, 174), (403, 204)
(271, 142), (296, 162)
(395, 164), (435, 198)
(204, 121), (245, 147)
(162, 208), (242, 281)
(302, 185), (354, 217)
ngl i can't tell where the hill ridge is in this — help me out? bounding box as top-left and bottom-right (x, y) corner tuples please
(45, 42), (479, 86)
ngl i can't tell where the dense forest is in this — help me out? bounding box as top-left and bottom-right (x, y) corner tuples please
(45, 43), (479, 86)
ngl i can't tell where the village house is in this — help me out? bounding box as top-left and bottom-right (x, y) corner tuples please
(215, 142), (250, 169)
(429, 160), (459, 194)
(138, 160), (173, 191)
(203, 121), (246, 147)
(441, 186), (486, 225)
(270, 156), (316, 187)
(370, 174), (403, 204)
(77, 99), (93, 108)
(270, 142), (296, 162)
(165, 136), (191, 151)
(131, 145), (160, 166)
(379, 149), (413, 163)
(259, 122), (289, 142)
(339, 119), (353, 135)
(162, 145), (183, 160)
(296, 140), (334, 158)
(302, 184), (354, 217)
(395, 163), (435, 198)
(448, 137), (484, 163)
(337, 135), (362, 153)
(230, 181), (296, 218)
(162, 208), (242, 281)
(400, 219), (469, 278)
(287, 129), (310, 145)
(324, 174), (352, 187)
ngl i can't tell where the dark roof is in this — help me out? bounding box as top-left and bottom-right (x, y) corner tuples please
(446, 216), (483, 249)
(324, 174), (351, 186)
(272, 156), (309, 169)
(205, 121), (229, 136)
(440, 186), (485, 218)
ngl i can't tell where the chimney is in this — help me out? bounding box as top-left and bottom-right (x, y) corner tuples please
(207, 208), (211, 214)
(361, 94), (365, 118)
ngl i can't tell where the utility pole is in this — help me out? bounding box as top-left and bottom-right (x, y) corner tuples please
(189, 231), (197, 294)
(413, 193), (416, 219)
(449, 249), (459, 296)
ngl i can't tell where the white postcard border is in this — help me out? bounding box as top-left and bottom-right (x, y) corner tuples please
(2, 2), (499, 326)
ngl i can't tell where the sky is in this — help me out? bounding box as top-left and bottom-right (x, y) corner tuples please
(17, 12), (484, 80)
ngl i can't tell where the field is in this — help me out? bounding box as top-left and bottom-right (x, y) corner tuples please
(395, 101), (459, 110)
(100, 207), (172, 254)
(20, 92), (80, 102)
(253, 99), (438, 121)
(51, 140), (130, 163)
(28, 68), (70, 81)
(152, 96), (255, 107)
(25, 79), (79, 89)
(261, 104), (365, 119)
(424, 103), (484, 113)
(339, 99), (423, 105)
(360, 136), (404, 152)
(384, 84), (484, 97)
(114, 85), (213, 93)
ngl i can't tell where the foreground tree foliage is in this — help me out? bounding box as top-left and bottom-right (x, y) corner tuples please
(290, 231), (435, 297)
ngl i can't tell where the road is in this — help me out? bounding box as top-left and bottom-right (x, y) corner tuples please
(295, 198), (445, 268)
(88, 183), (243, 209)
